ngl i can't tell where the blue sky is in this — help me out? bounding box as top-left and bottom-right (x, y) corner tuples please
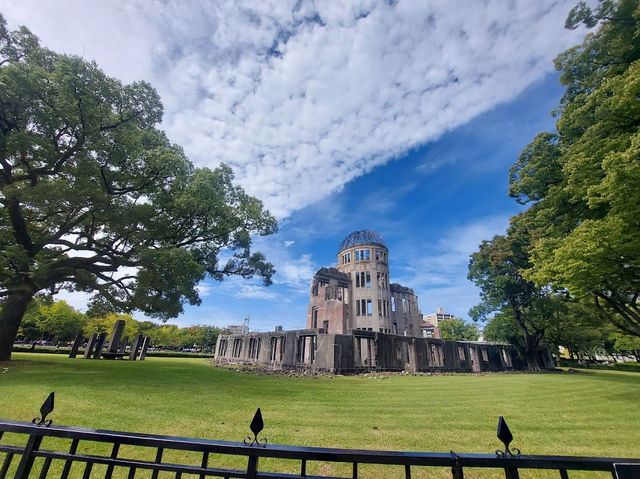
(0, 1), (587, 331)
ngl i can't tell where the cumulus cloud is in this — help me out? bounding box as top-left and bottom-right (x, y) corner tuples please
(392, 214), (511, 318)
(0, 0), (583, 218)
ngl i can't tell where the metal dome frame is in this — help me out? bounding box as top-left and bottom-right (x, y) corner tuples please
(338, 230), (386, 252)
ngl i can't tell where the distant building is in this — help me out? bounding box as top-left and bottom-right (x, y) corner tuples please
(227, 324), (249, 335)
(420, 320), (439, 339)
(421, 306), (456, 338)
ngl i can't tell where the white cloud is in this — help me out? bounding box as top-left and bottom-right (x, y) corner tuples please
(53, 290), (93, 313)
(0, 0), (585, 218)
(235, 284), (279, 301)
(392, 214), (511, 318)
(195, 283), (212, 297)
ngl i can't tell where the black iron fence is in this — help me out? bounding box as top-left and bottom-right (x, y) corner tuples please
(1, 393), (639, 479)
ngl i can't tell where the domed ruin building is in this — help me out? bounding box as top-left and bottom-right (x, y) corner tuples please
(307, 230), (421, 336)
(215, 230), (553, 373)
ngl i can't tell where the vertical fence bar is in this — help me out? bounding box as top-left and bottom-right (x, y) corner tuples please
(504, 466), (519, 479)
(199, 451), (209, 479)
(13, 433), (43, 479)
(127, 467), (136, 479)
(105, 442), (120, 479)
(60, 438), (79, 479)
(150, 447), (163, 479)
(38, 457), (51, 479)
(81, 462), (93, 479)
(0, 453), (14, 479)
(404, 464), (411, 479)
(246, 455), (258, 479)
(451, 465), (464, 479)
(300, 459), (306, 477)
(352, 462), (358, 479)
(559, 469), (569, 479)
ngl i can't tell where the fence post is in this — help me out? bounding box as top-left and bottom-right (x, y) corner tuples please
(246, 455), (258, 479)
(13, 433), (42, 479)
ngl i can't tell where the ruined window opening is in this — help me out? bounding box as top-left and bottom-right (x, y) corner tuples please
(365, 250), (370, 260)
(356, 300), (361, 316)
(269, 337), (277, 361)
(232, 339), (243, 358)
(365, 272), (371, 287)
(402, 298), (407, 312)
(296, 335), (316, 364)
(458, 346), (465, 361)
(218, 339), (228, 356)
(312, 307), (318, 329)
(378, 299), (382, 315)
(248, 338), (261, 359)
(391, 296), (396, 312)
(355, 272), (360, 288)
(482, 348), (488, 361)
(279, 337), (285, 361)
(366, 299), (372, 316)
(323, 320), (329, 332)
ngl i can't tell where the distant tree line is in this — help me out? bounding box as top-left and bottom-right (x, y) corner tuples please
(468, 0), (640, 370)
(16, 297), (223, 352)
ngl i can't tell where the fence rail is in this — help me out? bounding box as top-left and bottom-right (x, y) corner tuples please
(0, 393), (639, 479)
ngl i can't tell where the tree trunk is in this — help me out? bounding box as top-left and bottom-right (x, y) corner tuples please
(523, 336), (541, 372)
(0, 291), (33, 361)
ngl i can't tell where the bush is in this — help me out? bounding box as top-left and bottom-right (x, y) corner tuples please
(613, 362), (640, 373)
(11, 345), (215, 358)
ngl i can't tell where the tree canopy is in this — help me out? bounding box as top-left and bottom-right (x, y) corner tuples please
(437, 317), (479, 342)
(468, 216), (561, 370)
(470, 0), (640, 366)
(510, 0), (640, 336)
(0, 14), (277, 360)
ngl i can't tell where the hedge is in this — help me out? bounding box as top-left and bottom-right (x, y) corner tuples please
(11, 345), (215, 358)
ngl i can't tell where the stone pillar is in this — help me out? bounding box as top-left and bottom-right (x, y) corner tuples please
(107, 320), (126, 353)
(139, 337), (150, 361)
(119, 336), (129, 353)
(84, 334), (97, 359)
(92, 332), (107, 359)
(69, 331), (83, 358)
(129, 334), (142, 360)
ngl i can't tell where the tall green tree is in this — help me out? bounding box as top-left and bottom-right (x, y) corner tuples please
(438, 317), (479, 341)
(508, 0), (640, 337)
(0, 15), (277, 360)
(468, 216), (561, 371)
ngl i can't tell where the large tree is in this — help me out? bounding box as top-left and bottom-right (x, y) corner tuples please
(468, 215), (561, 371)
(508, 0), (640, 336)
(0, 15), (277, 360)
(438, 317), (479, 341)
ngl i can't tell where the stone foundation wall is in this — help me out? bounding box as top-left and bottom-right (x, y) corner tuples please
(214, 330), (552, 373)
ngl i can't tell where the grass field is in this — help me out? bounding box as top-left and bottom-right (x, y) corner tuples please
(1, 353), (639, 478)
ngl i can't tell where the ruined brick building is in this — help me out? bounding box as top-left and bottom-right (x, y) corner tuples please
(215, 230), (553, 373)
(307, 230), (421, 336)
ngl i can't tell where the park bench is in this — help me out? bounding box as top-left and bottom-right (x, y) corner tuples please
(0, 393), (639, 479)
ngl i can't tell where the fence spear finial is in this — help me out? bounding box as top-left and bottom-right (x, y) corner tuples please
(243, 408), (267, 447)
(32, 392), (54, 427)
(496, 416), (520, 456)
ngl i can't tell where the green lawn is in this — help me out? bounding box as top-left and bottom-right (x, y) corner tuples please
(1, 353), (639, 478)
